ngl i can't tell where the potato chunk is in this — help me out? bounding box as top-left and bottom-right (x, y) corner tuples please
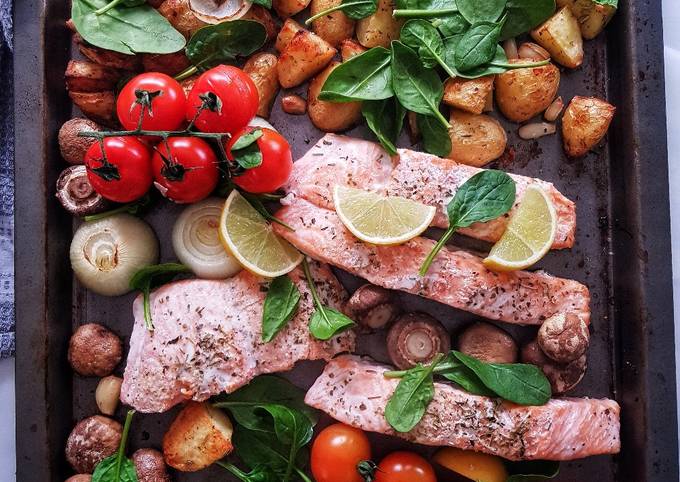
(65, 60), (121, 93)
(244, 53), (280, 118)
(276, 19), (305, 52)
(308, 62), (362, 132)
(561, 96), (615, 157)
(443, 76), (495, 115)
(495, 60), (560, 122)
(69, 91), (117, 127)
(310, 0), (356, 47)
(273, 0), (312, 18)
(278, 29), (337, 88)
(531, 7), (584, 69)
(556, 0), (616, 39)
(448, 110), (507, 167)
(340, 39), (367, 61)
(356, 0), (402, 48)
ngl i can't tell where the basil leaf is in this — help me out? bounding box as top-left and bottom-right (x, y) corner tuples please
(319, 47), (394, 102)
(453, 351), (552, 405)
(417, 113), (451, 157)
(262, 276), (301, 342)
(129, 263), (191, 330)
(456, 0), (506, 23)
(447, 170), (516, 228)
(186, 20), (267, 72)
(309, 307), (356, 340)
(362, 98), (406, 156)
(71, 0), (185, 55)
(385, 359), (439, 432)
(506, 460), (560, 481)
(432, 13), (469, 36)
(454, 21), (503, 72)
(501, 0), (555, 40)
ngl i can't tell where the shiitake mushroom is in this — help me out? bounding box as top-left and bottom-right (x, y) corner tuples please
(386, 313), (450, 369)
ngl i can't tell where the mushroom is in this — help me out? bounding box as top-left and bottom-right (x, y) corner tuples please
(346, 284), (400, 331)
(65, 415), (122, 474)
(58, 118), (101, 165)
(537, 313), (590, 363)
(68, 323), (123, 377)
(66, 476), (92, 482)
(133, 448), (172, 482)
(56, 166), (110, 217)
(457, 322), (518, 364)
(521, 340), (587, 395)
(189, 0), (252, 24)
(386, 313), (451, 369)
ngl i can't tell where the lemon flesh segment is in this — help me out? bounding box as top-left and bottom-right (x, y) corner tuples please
(333, 185), (437, 245)
(483, 186), (557, 271)
(219, 191), (303, 278)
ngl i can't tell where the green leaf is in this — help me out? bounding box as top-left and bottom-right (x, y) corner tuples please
(72, 0), (185, 55)
(592, 0), (617, 6)
(447, 170), (516, 228)
(186, 20), (267, 72)
(454, 21), (503, 72)
(505, 460), (560, 481)
(362, 98), (406, 156)
(432, 13), (469, 36)
(396, 0), (454, 10)
(262, 276), (301, 342)
(417, 113), (451, 157)
(231, 129), (264, 169)
(220, 463), (281, 482)
(92, 410), (138, 482)
(436, 354), (495, 396)
(501, 0), (556, 40)
(232, 129), (264, 150)
(319, 47), (394, 102)
(456, 0), (506, 23)
(309, 307), (356, 341)
(251, 0), (273, 8)
(129, 263), (192, 330)
(233, 426), (291, 474)
(400, 20), (447, 71)
(307, 0), (377, 23)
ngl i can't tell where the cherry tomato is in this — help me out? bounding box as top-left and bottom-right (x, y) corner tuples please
(186, 65), (259, 135)
(374, 452), (437, 482)
(151, 137), (219, 204)
(117, 72), (187, 132)
(227, 127), (293, 194)
(85, 137), (153, 203)
(311, 424), (372, 482)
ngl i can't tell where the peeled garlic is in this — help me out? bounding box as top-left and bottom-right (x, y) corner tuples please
(96, 376), (123, 416)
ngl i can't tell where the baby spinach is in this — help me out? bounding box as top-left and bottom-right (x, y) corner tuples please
(419, 170), (515, 275)
(305, 0), (377, 25)
(319, 47), (394, 102)
(94, 0), (145, 15)
(454, 21), (504, 72)
(456, 0), (506, 23)
(417, 114), (451, 157)
(129, 263), (192, 330)
(432, 13), (469, 36)
(593, 0), (617, 6)
(262, 276), (301, 342)
(400, 20), (457, 77)
(231, 129), (264, 169)
(362, 98), (406, 156)
(393, 0), (459, 18)
(506, 460), (561, 481)
(501, 0), (556, 40)
(92, 410), (137, 482)
(437, 357), (495, 396)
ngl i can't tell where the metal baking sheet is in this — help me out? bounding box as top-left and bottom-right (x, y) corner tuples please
(13, 0), (679, 480)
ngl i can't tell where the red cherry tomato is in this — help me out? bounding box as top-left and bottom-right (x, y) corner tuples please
(151, 137), (219, 204)
(374, 452), (437, 482)
(186, 65), (258, 135)
(311, 424), (372, 482)
(227, 127), (293, 194)
(117, 72), (187, 132)
(85, 137), (153, 203)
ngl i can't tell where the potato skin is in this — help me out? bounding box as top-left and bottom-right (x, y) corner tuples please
(68, 323), (123, 377)
(244, 53), (280, 118)
(273, 0), (312, 18)
(531, 7), (584, 69)
(356, 0), (402, 48)
(448, 110), (507, 167)
(163, 402), (234, 472)
(65, 60), (121, 93)
(556, 0), (616, 40)
(65, 416), (122, 474)
(142, 52), (192, 77)
(59, 118), (102, 165)
(276, 19), (305, 52)
(443, 76), (495, 115)
(69, 91), (117, 127)
(242, 5), (278, 43)
(157, 0), (207, 38)
(308, 62), (362, 132)
(278, 30), (337, 88)
(340, 39), (367, 61)
(310, 0), (356, 47)
(561, 96), (615, 157)
(495, 60), (560, 122)
(74, 35), (141, 71)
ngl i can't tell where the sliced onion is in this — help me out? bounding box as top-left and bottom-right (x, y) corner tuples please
(248, 116), (277, 131)
(172, 198), (242, 279)
(189, 0), (252, 24)
(70, 214), (159, 296)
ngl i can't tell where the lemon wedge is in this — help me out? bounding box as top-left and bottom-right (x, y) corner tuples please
(219, 190), (303, 277)
(333, 185), (436, 245)
(483, 186), (557, 271)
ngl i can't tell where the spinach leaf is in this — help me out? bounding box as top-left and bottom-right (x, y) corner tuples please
(432, 13), (469, 36)
(453, 351), (551, 405)
(456, 0), (506, 23)
(501, 0), (556, 40)
(417, 113), (451, 157)
(393, 0), (458, 19)
(400, 20), (456, 77)
(443, 39), (549, 78)
(454, 21), (503, 72)
(593, 0), (617, 6)
(251, 0), (273, 8)
(129, 263), (192, 330)
(506, 460), (560, 481)
(306, 0), (377, 25)
(219, 462), (280, 482)
(439, 361), (495, 396)
(233, 426), (291, 474)
(362, 98), (406, 156)
(319, 47), (394, 102)
(390, 41), (450, 129)
(72, 0), (186, 55)
(262, 276), (301, 342)
(92, 410), (137, 482)
(231, 129), (264, 169)
(94, 0), (146, 16)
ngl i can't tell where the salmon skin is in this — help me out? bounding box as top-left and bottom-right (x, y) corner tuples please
(274, 199), (590, 326)
(283, 133), (576, 249)
(121, 263), (355, 413)
(305, 356), (621, 461)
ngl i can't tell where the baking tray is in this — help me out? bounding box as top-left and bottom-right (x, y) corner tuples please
(13, 0), (679, 480)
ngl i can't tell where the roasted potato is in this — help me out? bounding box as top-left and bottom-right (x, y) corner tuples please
(556, 0), (616, 39)
(310, 0), (356, 47)
(308, 61), (362, 132)
(495, 60), (560, 122)
(163, 402), (234, 472)
(531, 7), (584, 69)
(274, 0), (312, 18)
(157, 0), (207, 38)
(448, 109), (507, 166)
(142, 52), (192, 77)
(242, 5), (278, 42)
(356, 0), (402, 48)
(276, 19), (305, 52)
(65, 60), (121, 93)
(278, 29), (337, 88)
(561, 96), (615, 157)
(69, 91), (117, 127)
(443, 76), (495, 115)
(244, 53), (280, 118)
(340, 39), (367, 61)
(74, 35), (141, 71)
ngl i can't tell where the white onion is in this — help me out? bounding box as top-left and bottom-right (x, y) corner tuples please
(248, 116), (277, 132)
(172, 198), (242, 279)
(189, 0), (252, 24)
(70, 214), (159, 296)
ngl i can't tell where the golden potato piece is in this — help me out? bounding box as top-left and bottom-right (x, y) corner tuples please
(556, 0), (616, 39)
(65, 60), (121, 93)
(561, 96), (615, 157)
(448, 110), (507, 167)
(276, 18), (305, 52)
(443, 76), (495, 115)
(142, 52), (192, 77)
(278, 29), (337, 88)
(495, 60), (560, 122)
(308, 61), (362, 132)
(244, 52), (280, 118)
(74, 34), (141, 71)
(531, 7), (584, 69)
(162, 402), (234, 472)
(69, 91), (117, 127)
(310, 0), (356, 47)
(274, 0), (311, 18)
(157, 0), (207, 38)
(356, 0), (402, 48)
(242, 5), (278, 43)
(340, 39), (367, 61)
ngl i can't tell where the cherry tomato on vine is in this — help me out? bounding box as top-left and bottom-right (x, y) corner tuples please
(311, 424), (372, 482)
(374, 452), (437, 482)
(186, 65), (259, 135)
(151, 137), (219, 204)
(227, 127), (293, 194)
(85, 137), (153, 203)
(117, 72), (187, 132)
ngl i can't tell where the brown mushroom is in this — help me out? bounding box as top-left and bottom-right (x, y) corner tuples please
(281, 95), (308, 115)
(537, 313), (590, 363)
(59, 118), (101, 165)
(65, 415), (122, 474)
(66, 476), (92, 482)
(133, 448), (172, 482)
(386, 313), (450, 369)
(56, 166), (110, 217)
(457, 322), (518, 364)
(68, 323), (123, 377)
(346, 284), (400, 330)
(521, 341), (587, 395)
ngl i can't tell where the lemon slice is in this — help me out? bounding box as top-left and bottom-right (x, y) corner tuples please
(219, 190), (303, 277)
(333, 185), (437, 245)
(483, 186), (557, 271)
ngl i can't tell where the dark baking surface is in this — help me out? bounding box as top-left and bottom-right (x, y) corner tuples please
(14, 0), (678, 480)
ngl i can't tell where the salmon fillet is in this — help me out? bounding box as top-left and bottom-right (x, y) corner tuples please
(305, 356), (621, 461)
(283, 134), (575, 249)
(273, 199), (590, 326)
(121, 263), (355, 413)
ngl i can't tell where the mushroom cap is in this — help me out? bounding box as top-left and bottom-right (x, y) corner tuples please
(538, 313), (590, 363)
(188, 0), (252, 24)
(347, 284), (399, 330)
(59, 118), (101, 165)
(457, 322), (518, 364)
(68, 323), (123, 377)
(387, 313), (451, 369)
(133, 448), (172, 482)
(65, 416), (122, 474)
(55, 165), (110, 216)
(521, 340), (587, 395)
